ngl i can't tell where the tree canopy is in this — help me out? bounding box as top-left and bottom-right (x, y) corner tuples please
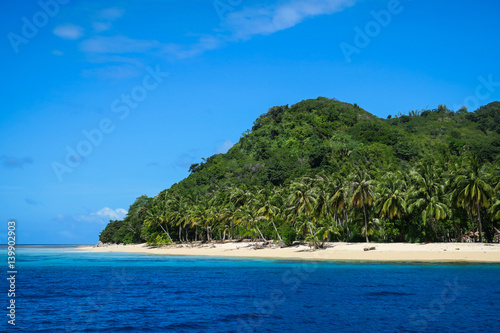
(99, 97), (500, 245)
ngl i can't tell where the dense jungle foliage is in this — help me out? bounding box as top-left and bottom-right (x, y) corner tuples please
(99, 97), (500, 246)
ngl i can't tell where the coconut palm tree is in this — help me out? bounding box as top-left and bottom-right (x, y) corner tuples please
(145, 200), (173, 243)
(189, 200), (209, 241)
(255, 187), (283, 241)
(288, 177), (317, 241)
(490, 181), (500, 221)
(312, 174), (332, 223)
(236, 204), (266, 241)
(408, 163), (450, 240)
(453, 154), (493, 242)
(328, 178), (350, 240)
(350, 169), (374, 243)
(377, 172), (407, 220)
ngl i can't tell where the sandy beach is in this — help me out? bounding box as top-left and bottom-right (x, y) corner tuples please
(77, 242), (500, 263)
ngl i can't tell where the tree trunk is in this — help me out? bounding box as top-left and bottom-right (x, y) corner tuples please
(345, 212), (350, 242)
(256, 226), (266, 241)
(310, 227), (318, 249)
(468, 209), (476, 242)
(179, 224), (182, 242)
(156, 219), (172, 243)
(363, 203), (369, 243)
(303, 212), (310, 240)
(477, 202), (483, 243)
(271, 220), (283, 242)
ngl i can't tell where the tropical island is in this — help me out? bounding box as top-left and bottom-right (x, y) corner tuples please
(90, 98), (500, 261)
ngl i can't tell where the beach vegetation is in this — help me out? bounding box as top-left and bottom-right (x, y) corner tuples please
(99, 98), (500, 244)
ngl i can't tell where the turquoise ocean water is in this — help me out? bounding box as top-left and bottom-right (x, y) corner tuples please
(1, 245), (499, 332)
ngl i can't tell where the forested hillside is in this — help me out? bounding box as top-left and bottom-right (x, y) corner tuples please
(99, 97), (500, 245)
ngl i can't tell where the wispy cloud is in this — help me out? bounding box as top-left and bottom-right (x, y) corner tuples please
(92, 21), (112, 33)
(53, 24), (85, 40)
(92, 207), (127, 221)
(226, 0), (355, 40)
(80, 35), (162, 54)
(92, 7), (125, 32)
(164, 0), (356, 58)
(215, 140), (234, 154)
(81, 64), (143, 79)
(59, 230), (75, 239)
(77, 0), (355, 60)
(25, 198), (42, 206)
(1, 156), (33, 169)
(98, 7), (125, 21)
(73, 1), (355, 75)
(55, 207), (127, 225)
(175, 153), (198, 169)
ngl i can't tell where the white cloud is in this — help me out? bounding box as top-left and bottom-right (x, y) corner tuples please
(98, 7), (125, 21)
(92, 207), (128, 220)
(216, 140), (234, 154)
(80, 35), (161, 54)
(226, 0), (355, 40)
(81, 65), (143, 79)
(52, 50), (64, 56)
(92, 21), (112, 33)
(56, 207), (128, 225)
(92, 7), (125, 32)
(76, 1), (356, 64)
(163, 0), (356, 59)
(53, 24), (84, 40)
(59, 230), (75, 239)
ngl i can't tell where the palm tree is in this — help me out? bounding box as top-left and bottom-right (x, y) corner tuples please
(490, 181), (500, 221)
(377, 172), (407, 220)
(255, 187), (283, 241)
(166, 193), (193, 242)
(329, 178), (349, 240)
(453, 155), (493, 242)
(288, 177), (317, 241)
(189, 200), (209, 242)
(407, 163), (450, 240)
(145, 200), (173, 243)
(236, 205), (266, 241)
(489, 199), (500, 221)
(350, 169), (374, 243)
(312, 174), (332, 223)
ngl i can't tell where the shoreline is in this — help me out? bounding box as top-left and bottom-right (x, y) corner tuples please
(76, 242), (500, 263)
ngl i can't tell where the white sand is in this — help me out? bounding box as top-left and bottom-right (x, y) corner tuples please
(76, 242), (500, 263)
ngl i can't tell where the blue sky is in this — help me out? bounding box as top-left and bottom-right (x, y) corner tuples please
(1, 0), (499, 244)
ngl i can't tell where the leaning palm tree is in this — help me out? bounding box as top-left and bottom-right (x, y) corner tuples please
(236, 205), (266, 241)
(255, 187), (283, 242)
(145, 201), (173, 243)
(453, 154), (493, 242)
(350, 169), (374, 243)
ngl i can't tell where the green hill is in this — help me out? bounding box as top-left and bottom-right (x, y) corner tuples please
(99, 97), (500, 245)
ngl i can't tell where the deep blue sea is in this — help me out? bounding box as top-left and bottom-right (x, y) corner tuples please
(1, 246), (500, 333)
